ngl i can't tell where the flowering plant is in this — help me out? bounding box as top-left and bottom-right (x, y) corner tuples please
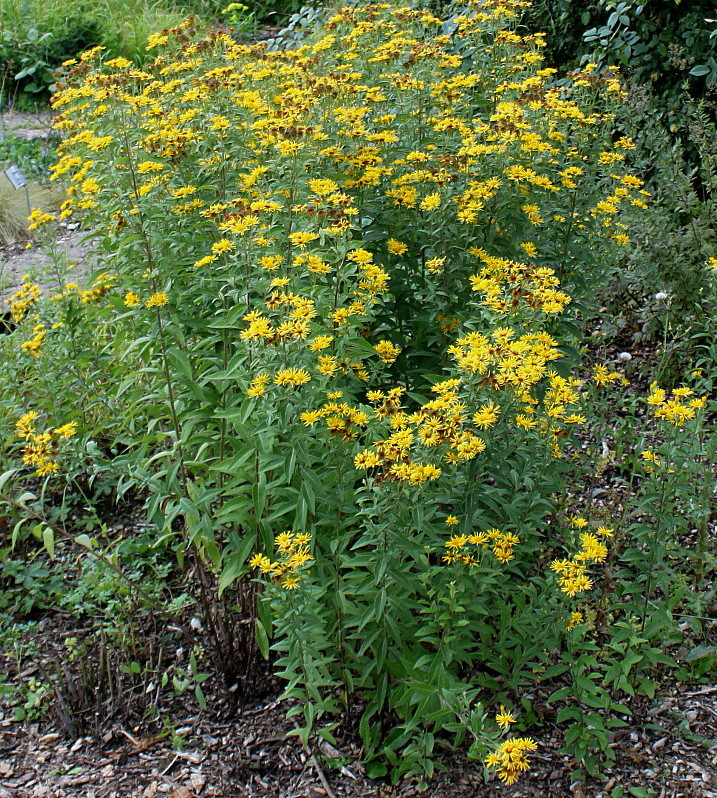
(0, 0), (653, 783)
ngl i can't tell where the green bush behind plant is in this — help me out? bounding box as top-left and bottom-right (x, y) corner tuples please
(520, 1), (717, 374)
(0, 0), (232, 104)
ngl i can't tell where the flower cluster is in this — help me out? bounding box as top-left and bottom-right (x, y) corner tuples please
(20, 323), (47, 357)
(300, 393), (370, 440)
(250, 532), (313, 590)
(469, 248), (570, 315)
(27, 208), (56, 231)
(8, 278), (41, 323)
(485, 736), (538, 785)
(355, 379), (491, 483)
(15, 412), (77, 477)
(443, 527), (520, 565)
(550, 521), (612, 597)
(646, 383), (706, 427)
(592, 364), (625, 387)
(53, 272), (117, 304)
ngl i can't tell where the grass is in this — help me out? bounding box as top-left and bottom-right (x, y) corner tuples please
(0, 180), (58, 242)
(0, 130), (60, 242)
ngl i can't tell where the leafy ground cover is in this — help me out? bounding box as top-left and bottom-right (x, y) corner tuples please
(0, 0), (716, 794)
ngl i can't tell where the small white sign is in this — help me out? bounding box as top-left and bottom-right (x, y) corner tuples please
(4, 165), (28, 190)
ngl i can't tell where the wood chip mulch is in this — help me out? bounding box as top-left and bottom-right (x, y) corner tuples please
(1, 644), (716, 798)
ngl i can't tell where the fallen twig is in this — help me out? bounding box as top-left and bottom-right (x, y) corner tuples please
(292, 721), (338, 798)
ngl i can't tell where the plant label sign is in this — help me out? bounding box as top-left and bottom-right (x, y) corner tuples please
(4, 165), (28, 190)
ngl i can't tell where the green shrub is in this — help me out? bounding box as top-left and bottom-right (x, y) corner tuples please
(0, 0), (213, 103)
(1, 0), (714, 786)
(525, 0), (717, 94)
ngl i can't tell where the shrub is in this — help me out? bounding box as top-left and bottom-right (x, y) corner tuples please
(1, 0), (692, 784)
(0, 0), (217, 104)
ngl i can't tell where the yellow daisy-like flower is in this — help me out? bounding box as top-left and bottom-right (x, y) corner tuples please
(420, 193), (441, 211)
(374, 340), (401, 363)
(274, 368), (311, 387)
(145, 292), (168, 308)
(354, 450), (381, 469)
(211, 238), (234, 255)
(387, 238), (408, 256)
(288, 231), (319, 248)
(247, 373), (270, 397)
(495, 706), (517, 730)
(16, 412), (39, 439)
(275, 532), (294, 551)
(281, 574), (300, 590)
(566, 611), (584, 630)
(445, 534), (468, 550)
(53, 422), (78, 439)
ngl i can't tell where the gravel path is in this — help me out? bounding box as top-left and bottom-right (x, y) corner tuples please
(0, 229), (98, 304)
(0, 111), (54, 140)
(0, 111), (96, 304)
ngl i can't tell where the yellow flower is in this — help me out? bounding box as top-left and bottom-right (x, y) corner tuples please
(27, 208), (55, 230)
(374, 340), (401, 363)
(281, 574), (300, 590)
(106, 56), (132, 69)
(211, 238), (234, 255)
(36, 460), (60, 477)
(445, 534), (468, 550)
(53, 422), (77, 439)
(420, 192), (441, 211)
(495, 706), (517, 730)
(472, 402), (499, 430)
(274, 368), (311, 387)
(145, 292), (169, 308)
(137, 161), (164, 174)
(275, 532), (294, 551)
(309, 336), (334, 351)
(288, 231), (319, 248)
(486, 737), (537, 785)
(15, 412), (38, 440)
(249, 553), (272, 571)
(124, 291), (141, 307)
(566, 611), (583, 630)
(354, 450), (381, 469)
(387, 238), (408, 256)
(247, 373), (270, 397)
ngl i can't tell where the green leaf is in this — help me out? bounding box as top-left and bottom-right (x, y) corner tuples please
(255, 617), (270, 660)
(556, 705), (581, 723)
(167, 347), (194, 381)
(0, 468), (19, 493)
(689, 65), (712, 77)
(684, 645), (717, 662)
(75, 534), (95, 550)
(42, 527), (54, 560)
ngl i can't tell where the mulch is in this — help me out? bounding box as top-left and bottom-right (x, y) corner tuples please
(0, 608), (716, 798)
